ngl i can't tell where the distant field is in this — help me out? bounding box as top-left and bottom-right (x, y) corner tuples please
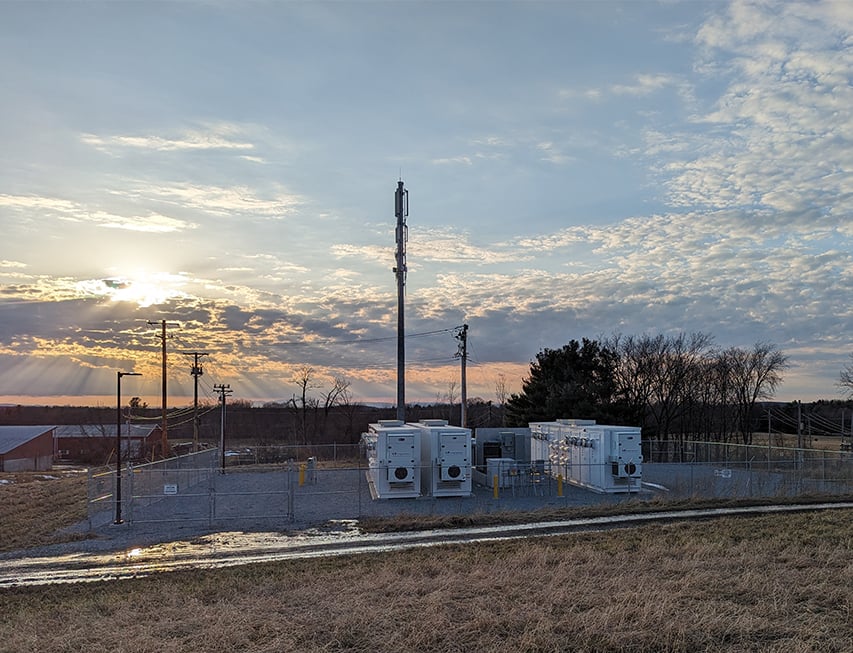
(1, 509), (851, 652)
(750, 432), (850, 451)
(0, 471), (88, 552)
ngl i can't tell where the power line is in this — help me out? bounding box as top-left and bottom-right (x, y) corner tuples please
(271, 327), (456, 348)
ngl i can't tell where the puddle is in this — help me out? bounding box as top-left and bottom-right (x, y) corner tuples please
(2, 503), (850, 587)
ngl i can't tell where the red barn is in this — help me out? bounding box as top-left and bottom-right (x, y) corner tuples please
(0, 426), (56, 472)
(55, 424), (162, 465)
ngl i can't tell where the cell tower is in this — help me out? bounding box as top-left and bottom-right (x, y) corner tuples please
(394, 179), (408, 422)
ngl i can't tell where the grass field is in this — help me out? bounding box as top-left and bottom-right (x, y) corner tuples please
(0, 471), (88, 552)
(0, 510), (850, 652)
(1, 470), (852, 651)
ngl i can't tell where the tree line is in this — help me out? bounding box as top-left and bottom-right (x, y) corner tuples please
(505, 332), (789, 445)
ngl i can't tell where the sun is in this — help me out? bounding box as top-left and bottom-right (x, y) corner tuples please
(99, 270), (192, 307)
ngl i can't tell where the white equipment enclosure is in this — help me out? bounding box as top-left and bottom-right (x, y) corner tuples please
(529, 419), (643, 493)
(413, 419), (472, 497)
(361, 420), (422, 499)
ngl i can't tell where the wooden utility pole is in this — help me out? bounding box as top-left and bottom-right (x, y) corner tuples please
(214, 383), (232, 471)
(183, 351), (209, 452)
(148, 319), (179, 458)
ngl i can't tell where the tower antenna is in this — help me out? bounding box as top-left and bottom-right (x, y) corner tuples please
(394, 179), (408, 421)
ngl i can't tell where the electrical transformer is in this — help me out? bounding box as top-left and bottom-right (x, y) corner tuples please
(528, 419), (642, 493)
(360, 420), (421, 499)
(412, 419), (472, 497)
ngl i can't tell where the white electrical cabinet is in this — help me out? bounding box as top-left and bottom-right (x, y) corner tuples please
(486, 457), (517, 488)
(360, 420), (421, 499)
(528, 419), (642, 493)
(412, 419), (472, 497)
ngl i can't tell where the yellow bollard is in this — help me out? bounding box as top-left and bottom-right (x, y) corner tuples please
(299, 463), (306, 487)
(557, 474), (563, 497)
(493, 475), (499, 499)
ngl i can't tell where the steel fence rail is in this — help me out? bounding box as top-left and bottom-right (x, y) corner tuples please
(86, 441), (852, 532)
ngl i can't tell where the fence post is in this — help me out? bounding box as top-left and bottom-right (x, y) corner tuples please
(289, 459), (296, 522)
(208, 470), (215, 527)
(86, 468), (94, 528)
(127, 463), (134, 524)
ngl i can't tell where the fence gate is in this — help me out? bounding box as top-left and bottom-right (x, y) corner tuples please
(88, 449), (295, 529)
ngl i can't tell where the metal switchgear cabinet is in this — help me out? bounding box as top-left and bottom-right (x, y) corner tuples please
(360, 420), (422, 499)
(413, 419), (472, 497)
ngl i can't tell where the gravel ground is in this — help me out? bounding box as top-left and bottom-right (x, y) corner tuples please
(7, 461), (847, 562)
(25, 466), (643, 558)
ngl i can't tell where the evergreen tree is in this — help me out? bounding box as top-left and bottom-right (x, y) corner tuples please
(505, 338), (622, 426)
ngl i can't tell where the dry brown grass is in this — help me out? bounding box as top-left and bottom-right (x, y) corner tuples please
(0, 472), (88, 552)
(750, 432), (848, 451)
(1, 510), (852, 652)
(359, 494), (853, 534)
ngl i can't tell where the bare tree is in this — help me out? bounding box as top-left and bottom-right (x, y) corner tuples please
(703, 352), (737, 442)
(727, 342), (789, 444)
(335, 377), (362, 441)
(445, 379), (459, 423)
(320, 375), (351, 437)
(838, 353), (853, 399)
(494, 374), (509, 426)
(608, 333), (656, 428)
(608, 332), (716, 459)
(293, 366), (318, 443)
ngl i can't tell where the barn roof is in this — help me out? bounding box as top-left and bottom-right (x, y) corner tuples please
(55, 424), (160, 438)
(0, 426), (56, 455)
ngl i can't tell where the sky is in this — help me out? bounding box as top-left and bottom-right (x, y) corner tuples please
(1, 0), (851, 409)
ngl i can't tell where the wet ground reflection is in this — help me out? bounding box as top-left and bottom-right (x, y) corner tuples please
(2, 503), (850, 587)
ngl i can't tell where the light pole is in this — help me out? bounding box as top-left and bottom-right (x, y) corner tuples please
(115, 371), (141, 524)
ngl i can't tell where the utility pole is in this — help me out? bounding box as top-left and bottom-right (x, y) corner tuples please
(394, 179), (408, 422)
(183, 351), (209, 452)
(148, 320), (179, 458)
(115, 370), (140, 525)
(455, 324), (469, 428)
(767, 407), (772, 471)
(797, 401), (802, 450)
(214, 383), (232, 471)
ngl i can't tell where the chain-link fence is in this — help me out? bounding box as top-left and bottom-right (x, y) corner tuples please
(87, 440), (853, 533)
(88, 448), (294, 529)
(642, 440), (853, 499)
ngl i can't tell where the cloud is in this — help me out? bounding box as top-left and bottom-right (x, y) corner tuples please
(0, 193), (196, 232)
(77, 210), (196, 233)
(663, 0), (853, 215)
(431, 156), (473, 166)
(332, 227), (532, 266)
(536, 141), (573, 165)
(2, 1), (851, 405)
(559, 73), (687, 105)
(125, 182), (302, 218)
(81, 123), (256, 153)
(611, 73), (679, 96)
(0, 194), (78, 212)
